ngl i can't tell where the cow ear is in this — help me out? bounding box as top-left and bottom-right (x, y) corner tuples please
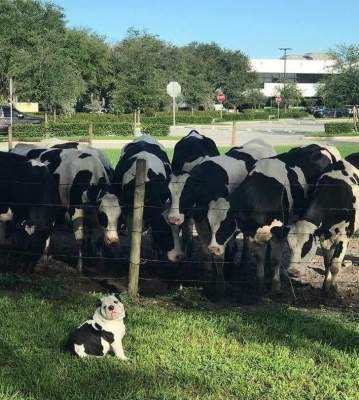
(96, 299), (102, 308)
(271, 225), (290, 239)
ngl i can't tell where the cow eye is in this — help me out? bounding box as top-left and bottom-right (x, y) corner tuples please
(98, 212), (108, 227)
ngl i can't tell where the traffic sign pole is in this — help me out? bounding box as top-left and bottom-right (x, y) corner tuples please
(173, 96), (176, 126)
(167, 81), (181, 127)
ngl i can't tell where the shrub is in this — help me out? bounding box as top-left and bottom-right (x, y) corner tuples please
(324, 122), (356, 135)
(141, 123), (170, 136)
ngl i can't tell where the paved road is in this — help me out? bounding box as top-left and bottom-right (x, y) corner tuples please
(169, 118), (357, 147)
(0, 119), (357, 150)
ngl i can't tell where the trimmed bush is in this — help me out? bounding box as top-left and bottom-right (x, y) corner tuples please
(324, 122), (356, 135)
(12, 122), (134, 139)
(142, 123), (170, 136)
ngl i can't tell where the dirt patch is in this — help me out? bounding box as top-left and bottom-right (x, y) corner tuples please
(1, 225), (358, 309)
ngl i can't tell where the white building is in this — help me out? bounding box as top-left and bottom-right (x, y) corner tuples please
(251, 53), (336, 98)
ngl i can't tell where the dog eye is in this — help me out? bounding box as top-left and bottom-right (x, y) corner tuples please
(114, 300), (118, 304)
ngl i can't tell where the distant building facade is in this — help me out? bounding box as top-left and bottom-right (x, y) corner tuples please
(251, 53), (336, 98)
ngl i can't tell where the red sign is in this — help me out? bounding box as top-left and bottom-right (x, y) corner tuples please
(217, 93), (225, 103)
(275, 96), (282, 104)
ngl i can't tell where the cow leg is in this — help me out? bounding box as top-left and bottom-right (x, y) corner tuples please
(322, 244), (335, 293)
(213, 255), (225, 297)
(249, 241), (267, 292)
(182, 217), (194, 257)
(269, 237), (284, 293)
(239, 235), (250, 270)
(72, 208), (85, 273)
(324, 239), (349, 294)
(43, 236), (51, 266)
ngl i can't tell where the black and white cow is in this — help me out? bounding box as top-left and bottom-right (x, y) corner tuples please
(168, 130), (219, 258)
(113, 135), (182, 261)
(167, 139), (276, 292)
(11, 145), (121, 272)
(210, 144), (341, 293)
(286, 159), (359, 294)
(345, 152), (359, 169)
(0, 152), (56, 268)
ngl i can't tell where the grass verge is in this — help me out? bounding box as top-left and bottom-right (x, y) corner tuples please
(104, 144), (359, 166)
(0, 285), (359, 400)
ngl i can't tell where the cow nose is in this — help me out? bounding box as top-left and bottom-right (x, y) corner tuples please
(168, 216), (182, 225)
(208, 245), (223, 256)
(108, 305), (114, 311)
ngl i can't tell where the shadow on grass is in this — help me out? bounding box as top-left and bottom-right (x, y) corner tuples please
(222, 305), (359, 355)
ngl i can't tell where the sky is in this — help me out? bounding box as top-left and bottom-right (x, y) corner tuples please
(55, 0), (359, 58)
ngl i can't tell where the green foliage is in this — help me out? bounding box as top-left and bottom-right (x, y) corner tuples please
(324, 122), (356, 135)
(12, 122), (134, 139)
(276, 82), (303, 107)
(318, 44), (359, 107)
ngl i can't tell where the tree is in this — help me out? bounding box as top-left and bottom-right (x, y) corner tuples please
(183, 42), (258, 110)
(318, 45), (359, 107)
(0, 0), (85, 111)
(65, 29), (113, 110)
(111, 29), (172, 113)
(276, 83), (303, 108)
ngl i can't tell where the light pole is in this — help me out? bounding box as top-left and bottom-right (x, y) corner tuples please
(279, 47), (292, 82)
(279, 47), (292, 112)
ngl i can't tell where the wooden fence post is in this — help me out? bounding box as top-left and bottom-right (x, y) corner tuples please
(88, 123), (93, 145)
(230, 120), (237, 146)
(128, 158), (147, 298)
(133, 111), (137, 136)
(8, 125), (13, 151)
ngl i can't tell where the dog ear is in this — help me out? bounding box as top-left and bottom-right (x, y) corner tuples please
(112, 292), (122, 302)
(96, 299), (102, 308)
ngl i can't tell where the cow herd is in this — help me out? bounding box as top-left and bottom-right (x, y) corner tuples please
(0, 131), (358, 297)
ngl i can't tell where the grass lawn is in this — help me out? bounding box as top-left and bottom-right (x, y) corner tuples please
(104, 144), (359, 166)
(1, 284), (359, 400)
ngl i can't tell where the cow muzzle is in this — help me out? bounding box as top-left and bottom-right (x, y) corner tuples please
(208, 244), (225, 257)
(167, 248), (185, 263)
(104, 232), (120, 247)
(168, 214), (184, 226)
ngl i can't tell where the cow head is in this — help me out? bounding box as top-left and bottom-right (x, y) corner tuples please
(285, 220), (319, 277)
(168, 172), (191, 225)
(207, 198), (237, 256)
(151, 212), (185, 263)
(97, 193), (122, 246)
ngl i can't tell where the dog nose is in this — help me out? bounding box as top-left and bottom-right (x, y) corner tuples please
(108, 305), (114, 311)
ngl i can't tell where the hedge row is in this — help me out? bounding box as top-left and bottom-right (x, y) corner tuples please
(12, 122), (170, 139)
(34, 110), (309, 125)
(324, 122), (357, 135)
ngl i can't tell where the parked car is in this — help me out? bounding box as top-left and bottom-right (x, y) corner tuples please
(0, 106), (43, 134)
(313, 107), (350, 118)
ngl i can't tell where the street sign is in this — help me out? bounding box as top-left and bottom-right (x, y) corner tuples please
(167, 81), (181, 98)
(167, 81), (181, 127)
(217, 93), (225, 103)
(275, 96), (282, 104)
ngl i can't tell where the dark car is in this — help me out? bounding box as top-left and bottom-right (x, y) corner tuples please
(0, 106), (43, 133)
(313, 107), (349, 118)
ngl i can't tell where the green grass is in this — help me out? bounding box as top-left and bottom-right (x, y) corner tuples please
(104, 144), (359, 166)
(0, 286), (359, 400)
(305, 132), (358, 137)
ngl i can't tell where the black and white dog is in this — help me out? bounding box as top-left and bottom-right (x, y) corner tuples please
(66, 294), (127, 359)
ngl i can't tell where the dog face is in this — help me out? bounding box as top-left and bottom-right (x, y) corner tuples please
(97, 294), (125, 321)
